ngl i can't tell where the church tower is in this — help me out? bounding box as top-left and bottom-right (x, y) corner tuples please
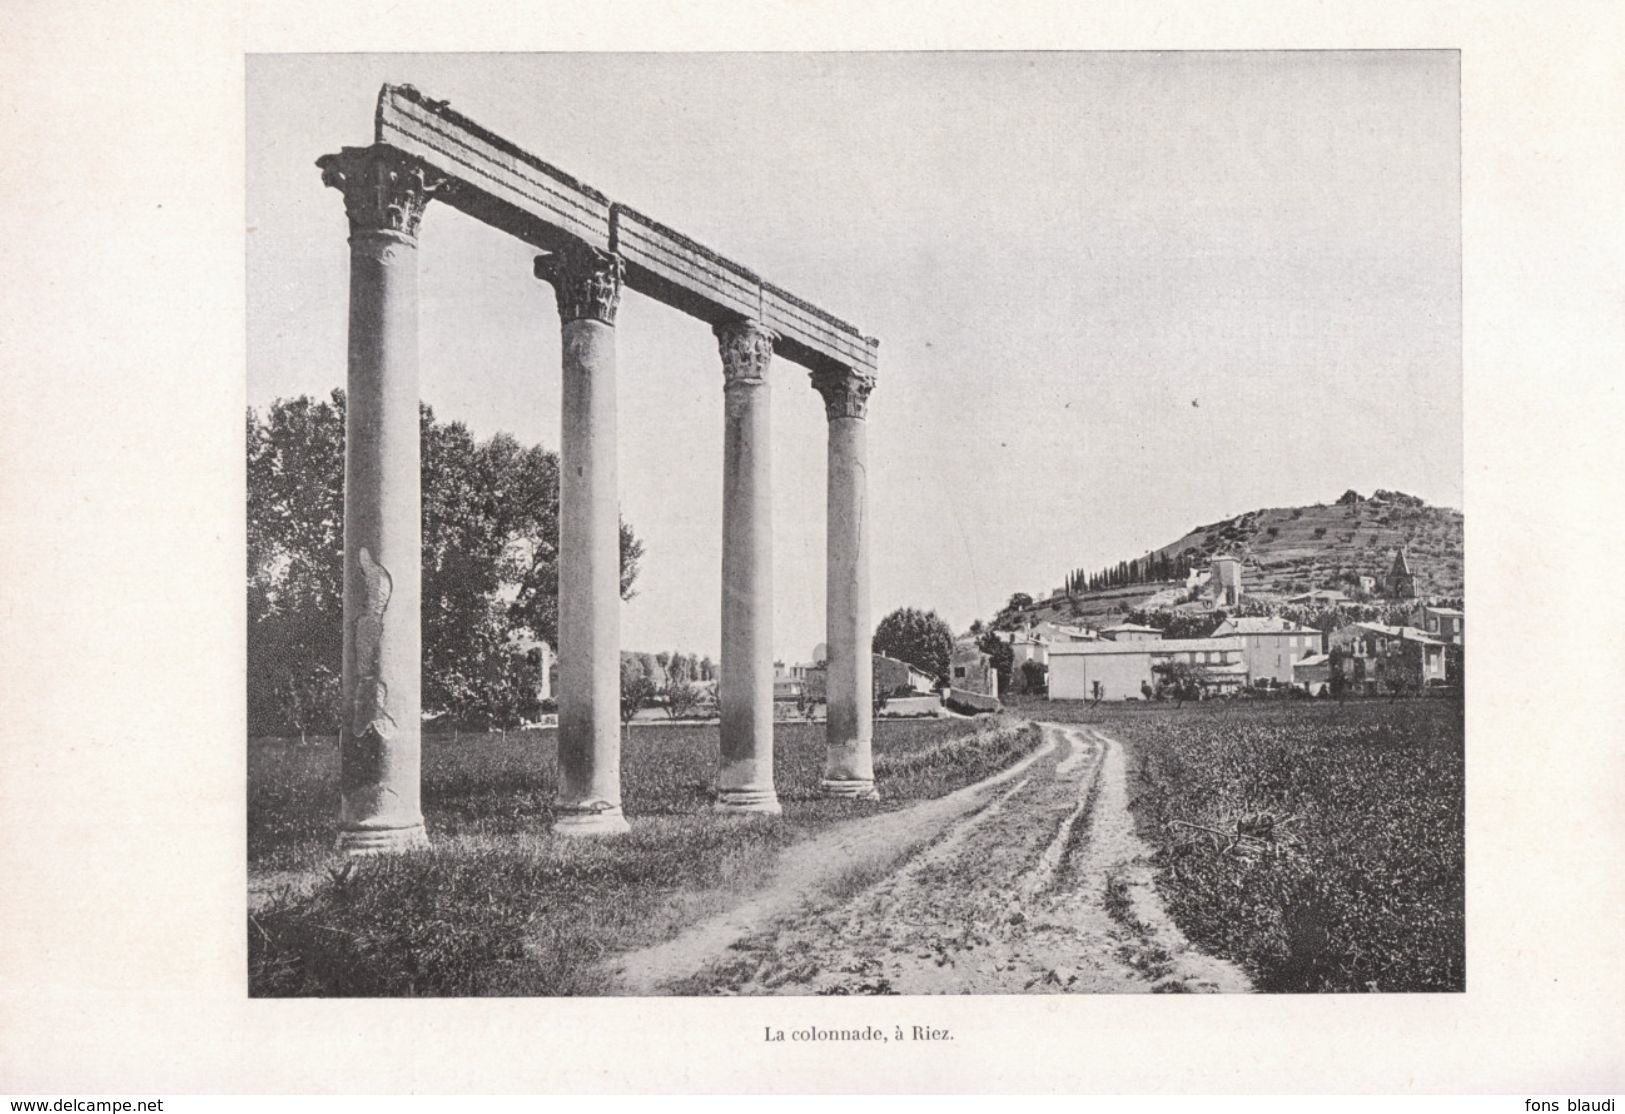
(1387, 547), (1417, 599)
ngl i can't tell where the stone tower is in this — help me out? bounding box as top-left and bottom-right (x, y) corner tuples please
(1388, 547), (1417, 599)
(1210, 554), (1242, 608)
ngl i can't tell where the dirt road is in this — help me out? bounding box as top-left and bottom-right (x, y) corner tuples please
(605, 723), (1250, 995)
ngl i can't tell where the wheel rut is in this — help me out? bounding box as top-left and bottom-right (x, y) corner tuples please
(604, 723), (1250, 995)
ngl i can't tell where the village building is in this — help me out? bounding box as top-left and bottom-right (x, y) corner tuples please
(1209, 616), (1325, 686)
(1422, 605), (1464, 644)
(1049, 637), (1247, 701)
(1099, 622), (1161, 643)
(1032, 620), (1096, 642)
(949, 642), (999, 699)
(1387, 547), (1418, 599)
(1210, 554), (1243, 607)
(1293, 652), (1333, 694)
(872, 654), (937, 698)
(1328, 621), (1447, 694)
(1004, 633), (1048, 692)
(1287, 588), (1348, 606)
(772, 674), (807, 705)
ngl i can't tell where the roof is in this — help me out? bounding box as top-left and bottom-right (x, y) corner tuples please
(1425, 607), (1464, 617)
(1295, 653), (1330, 668)
(1352, 622), (1445, 646)
(873, 653), (934, 676)
(1211, 616), (1312, 636)
(1288, 589), (1348, 602)
(1051, 636), (1244, 656)
(1101, 623), (1160, 634)
(1391, 548), (1413, 575)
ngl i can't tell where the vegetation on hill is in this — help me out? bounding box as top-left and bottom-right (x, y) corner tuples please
(1147, 489), (1461, 598)
(991, 490), (1462, 631)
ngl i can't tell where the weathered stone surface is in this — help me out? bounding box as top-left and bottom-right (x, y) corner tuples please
(374, 84), (877, 375)
(324, 147), (432, 854)
(317, 144), (448, 243)
(539, 250), (630, 837)
(715, 321), (780, 815)
(535, 242), (623, 326)
(816, 370), (877, 799)
(615, 205), (760, 325)
(376, 85), (611, 250)
(764, 284), (878, 376)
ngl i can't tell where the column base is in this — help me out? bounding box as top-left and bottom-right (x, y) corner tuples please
(715, 787), (783, 814)
(820, 778), (880, 800)
(336, 822), (430, 857)
(552, 804), (631, 837)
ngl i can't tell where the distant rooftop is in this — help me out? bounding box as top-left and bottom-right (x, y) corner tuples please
(1051, 636), (1245, 656)
(1212, 616), (1313, 635)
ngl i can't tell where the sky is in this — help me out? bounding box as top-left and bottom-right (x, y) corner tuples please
(247, 51), (1461, 662)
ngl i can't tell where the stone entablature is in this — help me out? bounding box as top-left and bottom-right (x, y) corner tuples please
(320, 84), (881, 849)
(375, 83), (877, 376)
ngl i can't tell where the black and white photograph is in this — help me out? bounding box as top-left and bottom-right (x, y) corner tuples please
(247, 52), (1463, 997)
(5, 1), (1625, 1098)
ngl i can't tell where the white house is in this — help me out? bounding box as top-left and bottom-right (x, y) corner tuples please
(1049, 636), (1246, 701)
(1209, 616), (1323, 686)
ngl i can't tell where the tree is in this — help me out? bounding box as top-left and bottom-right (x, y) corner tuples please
(1005, 592), (1033, 613)
(977, 630), (1014, 694)
(1328, 647), (1349, 702)
(246, 392), (644, 734)
(872, 607), (955, 683)
(1019, 659), (1048, 696)
(663, 680), (701, 720)
(666, 651), (691, 686)
(620, 656), (656, 726)
(1153, 660), (1203, 706)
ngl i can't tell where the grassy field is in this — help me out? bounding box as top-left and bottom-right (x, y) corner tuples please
(248, 715), (1039, 997)
(1021, 696), (1464, 992)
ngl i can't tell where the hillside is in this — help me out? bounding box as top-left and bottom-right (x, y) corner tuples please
(1005, 489), (1463, 628)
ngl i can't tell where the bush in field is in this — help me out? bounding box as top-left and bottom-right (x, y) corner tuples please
(662, 681), (703, 720)
(621, 657), (658, 725)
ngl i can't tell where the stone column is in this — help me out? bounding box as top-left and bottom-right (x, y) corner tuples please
(812, 366), (878, 798)
(535, 242), (630, 836)
(715, 320), (781, 814)
(317, 145), (445, 855)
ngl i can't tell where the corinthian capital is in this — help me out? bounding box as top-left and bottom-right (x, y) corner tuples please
(317, 145), (447, 243)
(811, 366), (876, 421)
(715, 320), (776, 386)
(534, 241), (624, 325)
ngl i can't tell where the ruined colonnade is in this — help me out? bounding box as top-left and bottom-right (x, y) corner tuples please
(317, 86), (879, 853)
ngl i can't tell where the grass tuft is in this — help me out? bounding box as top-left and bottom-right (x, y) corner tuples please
(248, 716), (1041, 996)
